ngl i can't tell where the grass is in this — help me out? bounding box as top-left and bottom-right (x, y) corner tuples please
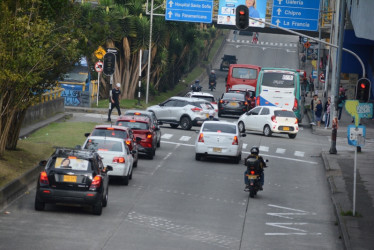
(0, 121), (98, 188)
(341, 210), (362, 217)
(0, 31), (227, 189)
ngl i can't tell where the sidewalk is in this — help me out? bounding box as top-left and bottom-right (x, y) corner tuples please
(301, 44), (374, 249)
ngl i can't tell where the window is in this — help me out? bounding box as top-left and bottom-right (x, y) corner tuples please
(260, 108), (270, 115)
(175, 100), (187, 107)
(91, 128), (127, 139)
(262, 72), (295, 88)
(53, 157), (90, 171)
(274, 110), (296, 117)
(202, 123), (237, 134)
(222, 93), (245, 101)
(162, 100), (177, 107)
(85, 139), (123, 152)
(119, 121), (149, 130)
(192, 95), (215, 102)
(232, 68), (257, 79)
(250, 107), (261, 115)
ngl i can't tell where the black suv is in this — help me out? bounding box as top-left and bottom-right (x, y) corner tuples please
(220, 54), (237, 71)
(34, 147), (112, 215)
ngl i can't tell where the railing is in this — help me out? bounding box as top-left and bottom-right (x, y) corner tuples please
(40, 87), (65, 103)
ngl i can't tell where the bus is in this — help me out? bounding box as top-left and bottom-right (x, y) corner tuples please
(255, 68), (304, 122)
(225, 64), (261, 92)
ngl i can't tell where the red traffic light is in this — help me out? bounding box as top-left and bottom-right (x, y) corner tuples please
(236, 5), (249, 30)
(239, 10), (245, 15)
(360, 83), (366, 89)
(355, 78), (371, 102)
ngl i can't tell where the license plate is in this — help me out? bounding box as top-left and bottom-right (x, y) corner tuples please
(283, 127), (290, 131)
(247, 175), (258, 180)
(63, 175), (77, 182)
(206, 114), (209, 118)
(230, 102), (238, 106)
(213, 147), (222, 153)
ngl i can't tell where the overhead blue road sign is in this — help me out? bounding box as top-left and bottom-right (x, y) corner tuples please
(272, 0), (321, 31)
(165, 0), (213, 23)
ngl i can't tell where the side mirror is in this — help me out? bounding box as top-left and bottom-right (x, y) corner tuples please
(106, 166), (113, 172)
(39, 160), (47, 167)
(241, 133), (246, 137)
(84, 133), (90, 137)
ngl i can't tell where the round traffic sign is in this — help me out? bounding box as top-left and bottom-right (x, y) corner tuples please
(319, 72), (325, 83)
(95, 61), (103, 73)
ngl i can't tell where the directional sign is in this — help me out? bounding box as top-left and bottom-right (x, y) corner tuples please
(95, 61), (103, 73)
(165, 0), (213, 23)
(272, 0), (321, 31)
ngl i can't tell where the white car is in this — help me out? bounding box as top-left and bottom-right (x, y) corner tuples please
(185, 91), (218, 113)
(82, 136), (134, 185)
(237, 106), (299, 139)
(195, 121), (246, 164)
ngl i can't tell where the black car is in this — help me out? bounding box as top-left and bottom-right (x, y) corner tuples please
(218, 92), (250, 117)
(122, 110), (162, 148)
(220, 54), (237, 71)
(34, 147), (112, 215)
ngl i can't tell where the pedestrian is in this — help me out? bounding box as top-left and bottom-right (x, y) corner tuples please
(324, 97), (331, 128)
(233, 30), (237, 41)
(107, 83), (122, 122)
(337, 91), (346, 120)
(315, 99), (323, 127)
(309, 76), (315, 97)
(302, 77), (309, 96)
(310, 94), (319, 125)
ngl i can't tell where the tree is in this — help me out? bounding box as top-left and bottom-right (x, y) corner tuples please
(0, 0), (83, 156)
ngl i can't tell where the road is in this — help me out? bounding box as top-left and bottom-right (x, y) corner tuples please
(0, 32), (342, 250)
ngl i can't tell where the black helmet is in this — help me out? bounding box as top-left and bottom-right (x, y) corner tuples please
(250, 146), (259, 155)
(195, 79), (200, 83)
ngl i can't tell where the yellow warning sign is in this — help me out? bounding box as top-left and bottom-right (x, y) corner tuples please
(94, 46), (106, 60)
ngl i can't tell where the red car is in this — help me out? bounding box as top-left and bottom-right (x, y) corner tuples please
(85, 125), (139, 167)
(116, 115), (157, 159)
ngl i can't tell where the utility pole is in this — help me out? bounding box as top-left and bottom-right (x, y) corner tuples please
(329, 0), (346, 154)
(316, 0), (323, 95)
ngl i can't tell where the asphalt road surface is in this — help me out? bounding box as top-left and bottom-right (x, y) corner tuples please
(0, 32), (343, 250)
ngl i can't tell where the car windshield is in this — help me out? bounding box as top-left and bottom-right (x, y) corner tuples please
(232, 68), (257, 80)
(222, 93), (245, 101)
(274, 110), (296, 118)
(52, 157), (90, 171)
(91, 128), (127, 139)
(192, 96), (215, 102)
(117, 121), (149, 130)
(262, 72), (295, 88)
(202, 123), (237, 134)
(84, 139), (123, 152)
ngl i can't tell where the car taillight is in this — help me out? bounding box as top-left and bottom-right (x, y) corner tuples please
(90, 175), (102, 190)
(219, 100), (223, 104)
(232, 136), (238, 145)
(198, 133), (204, 142)
(244, 101), (248, 106)
(39, 171), (49, 185)
(256, 96), (260, 106)
(250, 170), (255, 175)
(293, 98), (298, 111)
(271, 115), (277, 123)
(113, 157), (125, 163)
(125, 139), (131, 146)
(295, 118), (298, 124)
(147, 133), (152, 139)
(191, 107), (202, 112)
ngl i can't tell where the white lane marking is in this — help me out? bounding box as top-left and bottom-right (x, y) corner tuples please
(179, 136), (191, 141)
(284, 43), (288, 46)
(267, 204), (309, 219)
(243, 143), (248, 149)
(259, 146), (269, 152)
(294, 151), (305, 157)
(270, 42), (274, 45)
(276, 148), (286, 154)
(260, 41), (264, 45)
(161, 133), (173, 139)
(162, 140), (195, 147)
(242, 151), (318, 165)
(280, 43), (283, 46)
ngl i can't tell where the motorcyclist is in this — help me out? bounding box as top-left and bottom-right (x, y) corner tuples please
(191, 80), (202, 92)
(244, 146), (267, 192)
(205, 110), (219, 121)
(208, 70), (217, 90)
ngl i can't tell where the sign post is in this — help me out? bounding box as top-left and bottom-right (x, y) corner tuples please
(94, 61), (104, 106)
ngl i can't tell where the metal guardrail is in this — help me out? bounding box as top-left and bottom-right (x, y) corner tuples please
(38, 87), (65, 104)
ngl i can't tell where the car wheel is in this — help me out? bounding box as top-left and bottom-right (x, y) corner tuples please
(34, 197), (45, 211)
(133, 157), (138, 168)
(238, 121), (245, 133)
(148, 152), (154, 160)
(288, 133), (297, 139)
(157, 139), (161, 148)
(263, 125), (272, 137)
(180, 116), (192, 130)
(170, 124), (179, 128)
(102, 191), (108, 207)
(218, 111), (222, 117)
(122, 175), (129, 186)
(92, 199), (103, 215)
(234, 154), (241, 164)
(195, 153), (202, 161)
(129, 168), (133, 180)
(152, 147), (156, 156)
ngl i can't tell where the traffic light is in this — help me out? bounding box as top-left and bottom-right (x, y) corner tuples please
(355, 78), (371, 102)
(103, 52), (116, 76)
(236, 5), (249, 30)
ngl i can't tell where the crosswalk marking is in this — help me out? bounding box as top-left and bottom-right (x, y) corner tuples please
(276, 148), (286, 154)
(161, 133), (173, 139)
(179, 136), (191, 141)
(260, 146), (269, 152)
(294, 151), (305, 157)
(243, 143), (248, 149)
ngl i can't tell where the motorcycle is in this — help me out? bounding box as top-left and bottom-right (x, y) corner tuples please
(245, 159), (268, 198)
(191, 84), (202, 92)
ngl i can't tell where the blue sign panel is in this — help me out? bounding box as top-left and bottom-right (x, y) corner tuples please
(347, 125), (366, 147)
(166, 0), (213, 23)
(272, 0), (321, 31)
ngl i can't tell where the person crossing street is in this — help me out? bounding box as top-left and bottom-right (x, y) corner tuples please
(107, 83), (122, 122)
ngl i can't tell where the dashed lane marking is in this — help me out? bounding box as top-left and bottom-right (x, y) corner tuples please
(179, 136), (191, 141)
(276, 148), (286, 154)
(260, 146), (269, 152)
(243, 143), (248, 149)
(161, 133), (173, 139)
(294, 151), (305, 157)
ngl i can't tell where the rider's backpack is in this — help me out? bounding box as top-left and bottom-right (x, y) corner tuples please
(209, 74), (215, 82)
(245, 156), (261, 173)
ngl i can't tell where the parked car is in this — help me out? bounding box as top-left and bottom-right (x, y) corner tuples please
(82, 136), (134, 184)
(122, 110), (162, 148)
(184, 91), (218, 113)
(34, 147), (112, 215)
(195, 121), (246, 163)
(147, 97), (215, 130)
(116, 115), (157, 159)
(84, 125), (139, 167)
(218, 92), (250, 117)
(237, 106), (299, 139)
(220, 54), (237, 71)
